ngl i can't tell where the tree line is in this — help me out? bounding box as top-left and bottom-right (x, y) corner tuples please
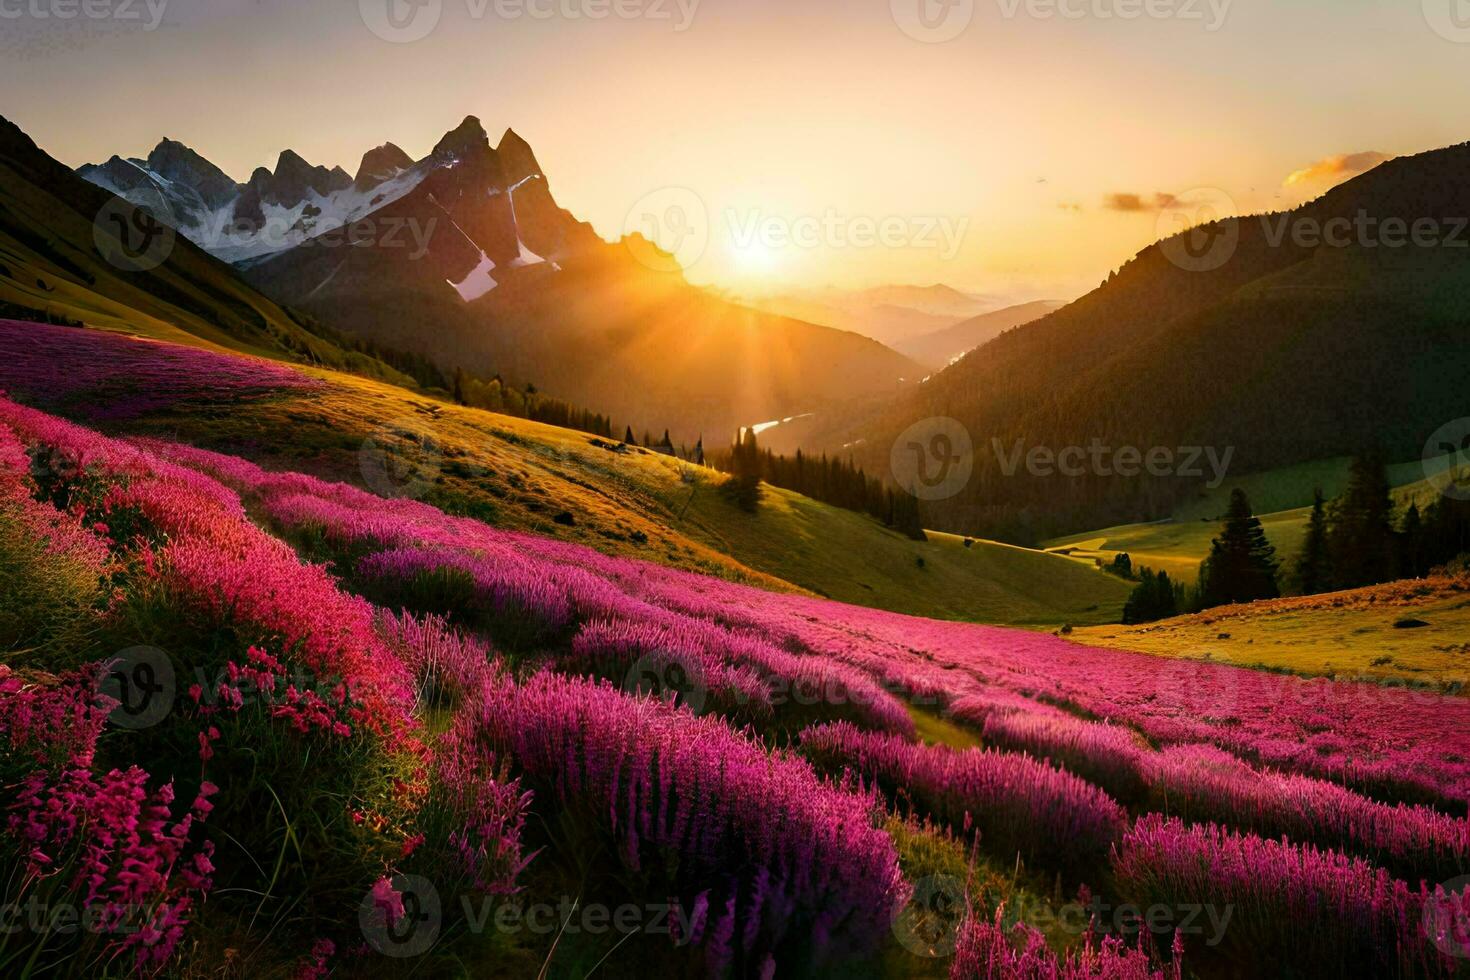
(710, 429), (927, 539)
(1122, 454), (1470, 624)
(451, 369), (618, 439)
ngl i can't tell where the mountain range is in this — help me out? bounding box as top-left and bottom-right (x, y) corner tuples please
(72, 117), (918, 441)
(740, 283), (1000, 349)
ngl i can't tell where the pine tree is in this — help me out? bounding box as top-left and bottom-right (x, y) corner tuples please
(623, 426), (636, 446)
(1199, 489), (1280, 607)
(1424, 497), (1470, 571)
(1292, 489), (1332, 595)
(1399, 503), (1425, 579)
(725, 428), (764, 512)
(893, 490), (927, 542)
(1123, 567), (1179, 624)
(1327, 454), (1396, 588)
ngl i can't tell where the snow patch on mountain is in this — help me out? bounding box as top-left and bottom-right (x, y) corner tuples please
(211, 167), (429, 264)
(449, 251), (499, 301)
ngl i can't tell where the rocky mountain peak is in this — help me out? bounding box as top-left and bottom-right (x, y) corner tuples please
(355, 141), (414, 188)
(432, 115), (490, 162)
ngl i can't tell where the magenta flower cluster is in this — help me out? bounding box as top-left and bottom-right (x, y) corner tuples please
(1114, 815), (1470, 976)
(2, 670), (217, 973)
(951, 905), (1182, 980)
(800, 722), (1127, 879)
(463, 670), (910, 974)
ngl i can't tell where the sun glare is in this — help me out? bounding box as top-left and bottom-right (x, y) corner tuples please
(728, 239), (780, 278)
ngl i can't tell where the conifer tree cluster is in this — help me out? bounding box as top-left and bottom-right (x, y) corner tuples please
(1289, 453), (1470, 593)
(452, 369), (615, 438)
(1122, 567), (1178, 624)
(710, 430), (926, 538)
(723, 428), (765, 513)
(1124, 453), (1470, 624)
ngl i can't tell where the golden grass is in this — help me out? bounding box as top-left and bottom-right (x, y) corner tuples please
(118, 364), (1129, 626)
(1073, 575), (1470, 689)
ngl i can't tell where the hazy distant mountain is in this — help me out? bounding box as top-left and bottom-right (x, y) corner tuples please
(848, 283), (996, 319)
(895, 300), (1063, 369)
(800, 141), (1470, 542)
(743, 283), (997, 348)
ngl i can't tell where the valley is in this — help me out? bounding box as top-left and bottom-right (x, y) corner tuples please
(3, 11), (1470, 973)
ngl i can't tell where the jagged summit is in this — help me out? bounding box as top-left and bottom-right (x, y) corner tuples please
(355, 142), (413, 188)
(433, 115), (490, 161)
(74, 114), (559, 265)
(496, 127), (543, 183)
(143, 138), (240, 208)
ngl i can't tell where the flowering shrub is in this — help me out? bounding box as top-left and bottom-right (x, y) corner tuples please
(977, 711), (1151, 805)
(800, 722), (1126, 880)
(0, 397), (451, 973)
(466, 671), (909, 975)
(1143, 744), (1470, 886)
(0, 422), (112, 661)
(1, 670), (217, 974)
(1113, 815), (1467, 978)
(416, 716), (535, 896)
(377, 608), (499, 709)
(951, 905), (1181, 980)
(356, 545), (576, 650)
(568, 617), (775, 725)
(0, 398), (415, 739)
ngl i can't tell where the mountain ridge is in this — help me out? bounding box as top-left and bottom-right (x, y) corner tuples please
(798, 139), (1470, 542)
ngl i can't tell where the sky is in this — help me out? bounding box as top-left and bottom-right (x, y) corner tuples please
(4, 0), (1470, 300)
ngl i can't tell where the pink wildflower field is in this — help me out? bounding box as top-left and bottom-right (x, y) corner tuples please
(1, 326), (1468, 978)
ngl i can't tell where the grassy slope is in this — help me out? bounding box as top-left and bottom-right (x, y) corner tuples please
(0, 114), (1128, 627)
(1072, 576), (1470, 690)
(1042, 457), (1447, 581)
(92, 362), (1128, 626)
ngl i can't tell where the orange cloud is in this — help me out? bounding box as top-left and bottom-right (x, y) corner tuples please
(1283, 151), (1392, 188)
(1102, 192), (1179, 213)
